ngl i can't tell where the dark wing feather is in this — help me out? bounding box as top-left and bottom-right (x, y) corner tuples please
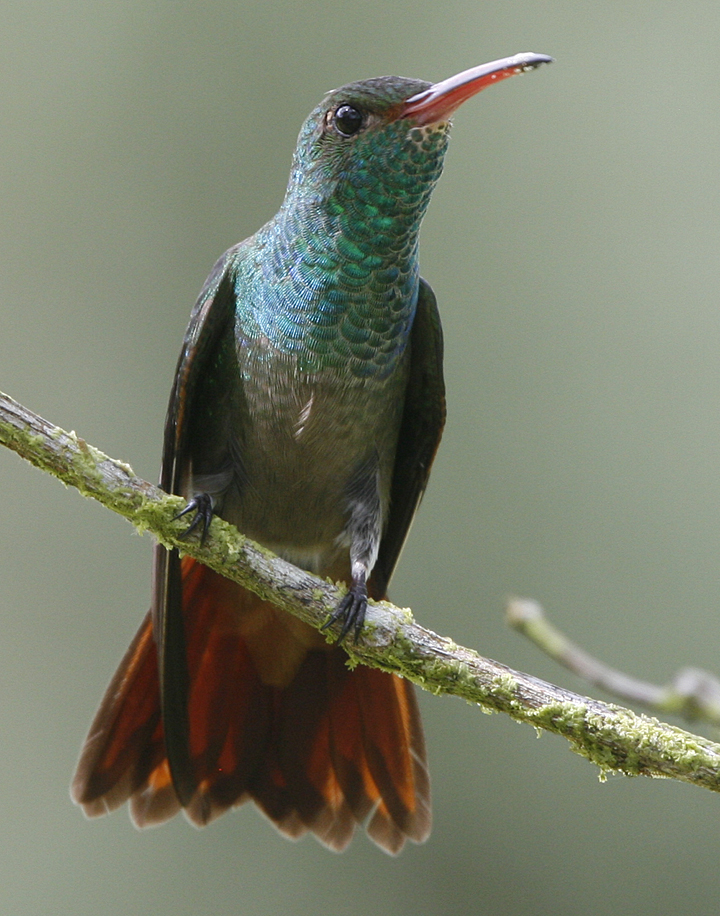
(158, 253), (237, 496)
(371, 278), (446, 596)
(152, 253), (239, 804)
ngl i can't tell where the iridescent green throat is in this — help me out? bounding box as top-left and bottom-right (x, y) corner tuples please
(236, 113), (451, 379)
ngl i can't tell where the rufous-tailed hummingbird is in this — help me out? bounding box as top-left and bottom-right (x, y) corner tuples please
(72, 52), (552, 854)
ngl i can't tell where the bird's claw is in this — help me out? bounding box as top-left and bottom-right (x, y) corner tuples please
(174, 493), (215, 544)
(322, 581), (368, 644)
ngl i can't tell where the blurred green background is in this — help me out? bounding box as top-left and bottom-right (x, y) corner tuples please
(2, 2), (720, 914)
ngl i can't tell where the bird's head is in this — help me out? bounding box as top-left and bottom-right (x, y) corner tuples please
(284, 53), (552, 224)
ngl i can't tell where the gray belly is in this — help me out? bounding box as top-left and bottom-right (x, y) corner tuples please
(217, 347), (409, 570)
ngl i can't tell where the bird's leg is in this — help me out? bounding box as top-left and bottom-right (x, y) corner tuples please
(323, 454), (382, 644)
(173, 466), (234, 544)
(323, 562), (369, 644)
(174, 492), (215, 544)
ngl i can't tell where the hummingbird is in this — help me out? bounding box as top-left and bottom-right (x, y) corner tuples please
(71, 52), (551, 854)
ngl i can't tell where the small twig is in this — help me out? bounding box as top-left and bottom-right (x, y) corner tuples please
(507, 597), (720, 725)
(4, 387), (720, 796)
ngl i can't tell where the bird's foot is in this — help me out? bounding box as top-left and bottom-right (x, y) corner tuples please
(174, 492), (215, 544)
(322, 580), (368, 644)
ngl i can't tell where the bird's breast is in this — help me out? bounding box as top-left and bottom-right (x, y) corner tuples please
(222, 335), (410, 574)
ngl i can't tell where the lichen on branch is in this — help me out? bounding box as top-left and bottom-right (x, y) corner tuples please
(2, 387), (720, 796)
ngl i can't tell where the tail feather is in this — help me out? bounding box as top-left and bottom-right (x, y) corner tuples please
(359, 668), (430, 850)
(71, 614), (170, 821)
(72, 558), (431, 853)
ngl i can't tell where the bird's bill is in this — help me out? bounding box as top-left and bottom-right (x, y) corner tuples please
(401, 52), (553, 126)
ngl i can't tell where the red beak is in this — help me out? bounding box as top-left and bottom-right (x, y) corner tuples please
(401, 52), (553, 126)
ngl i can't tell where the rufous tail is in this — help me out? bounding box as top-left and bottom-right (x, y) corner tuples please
(72, 558), (430, 854)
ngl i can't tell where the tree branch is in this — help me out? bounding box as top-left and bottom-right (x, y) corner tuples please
(507, 597), (720, 726)
(3, 387), (720, 796)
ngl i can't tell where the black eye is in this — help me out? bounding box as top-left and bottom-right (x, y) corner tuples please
(333, 104), (364, 137)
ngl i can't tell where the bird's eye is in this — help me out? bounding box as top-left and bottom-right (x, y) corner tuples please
(333, 104), (364, 137)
